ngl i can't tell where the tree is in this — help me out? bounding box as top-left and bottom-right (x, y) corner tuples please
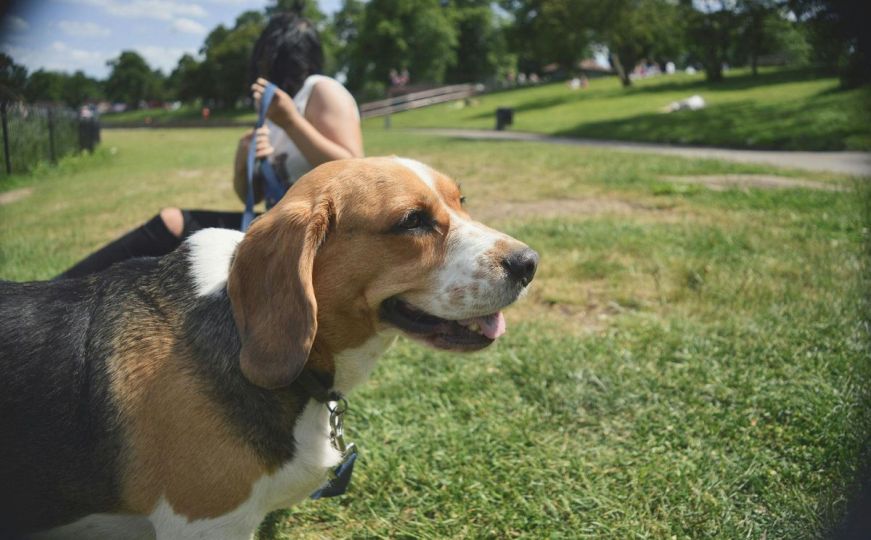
(62, 71), (104, 107)
(600, 0), (684, 87)
(0, 53), (28, 101)
(444, 0), (511, 84)
(168, 54), (205, 103)
(501, 0), (600, 74)
(267, 0), (327, 23)
(680, 0), (743, 82)
(790, 0), (870, 86)
(25, 69), (66, 103)
(196, 11), (266, 107)
(349, 0), (457, 93)
(105, 51), (162, 107)
(734, 0), (804, 76)
(329, 0), (366, 81)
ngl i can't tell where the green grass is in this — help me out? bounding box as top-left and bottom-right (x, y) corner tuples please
(1, 129), (869, 538)
(101, 104), (256, 125)
(368, 68), (871, 151)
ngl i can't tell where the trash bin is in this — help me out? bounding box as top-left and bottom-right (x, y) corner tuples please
(495, 107), (514, 131)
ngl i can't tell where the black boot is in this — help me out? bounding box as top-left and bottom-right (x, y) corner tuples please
(57, 213), (182, 279)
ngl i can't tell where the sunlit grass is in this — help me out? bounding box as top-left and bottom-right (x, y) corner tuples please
(0, 129), (868, 538)
(368, 68), (871, 151)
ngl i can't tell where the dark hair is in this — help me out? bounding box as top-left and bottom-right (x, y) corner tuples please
(249, 12), (323, 97)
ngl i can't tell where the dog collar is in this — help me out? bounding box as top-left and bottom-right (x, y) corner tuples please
(296, 370), (359, 500)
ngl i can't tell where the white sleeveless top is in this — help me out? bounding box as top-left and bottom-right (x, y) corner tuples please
(264, 74), (359, 189)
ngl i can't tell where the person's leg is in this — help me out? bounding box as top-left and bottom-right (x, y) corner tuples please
(57, 209), (248, 279)
(57, 208), (186, 279)
(181, 210), (245, 235)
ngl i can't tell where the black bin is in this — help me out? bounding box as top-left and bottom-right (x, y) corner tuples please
(495, 107), (514, 131)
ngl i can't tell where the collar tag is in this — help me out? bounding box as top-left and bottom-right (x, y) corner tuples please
(327, 397), (349, 453)
(310, 443), (357, 500)
(311, 397), (357, 500)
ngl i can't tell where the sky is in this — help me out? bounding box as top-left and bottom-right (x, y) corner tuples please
(0, 0), (344, 79)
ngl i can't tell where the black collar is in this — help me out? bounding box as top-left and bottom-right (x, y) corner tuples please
(294, 369), (343, 403)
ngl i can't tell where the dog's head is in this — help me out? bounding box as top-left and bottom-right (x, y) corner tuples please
(228, 157), (538, 389)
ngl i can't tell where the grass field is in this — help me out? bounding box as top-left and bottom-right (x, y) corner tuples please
(101, 104), (255, 125)
(368, 68), (871, 151)
(1, 129), (869, 538)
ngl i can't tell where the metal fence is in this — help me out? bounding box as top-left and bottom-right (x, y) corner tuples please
(0, 102), (100, 177)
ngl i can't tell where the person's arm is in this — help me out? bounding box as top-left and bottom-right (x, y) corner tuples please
(251, 77), (363, 167)
(233, 126), (273, 203)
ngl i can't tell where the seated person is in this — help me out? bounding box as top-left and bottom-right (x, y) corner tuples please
(59, 12), (362, 279)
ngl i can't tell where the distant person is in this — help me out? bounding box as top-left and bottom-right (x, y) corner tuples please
(389, 68), (401, 88)
(58, 12), (362, 279)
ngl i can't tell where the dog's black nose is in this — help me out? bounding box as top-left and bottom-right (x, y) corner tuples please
(502, 248), (539, 286)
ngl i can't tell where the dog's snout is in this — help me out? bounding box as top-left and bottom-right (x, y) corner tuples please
(502, 248), (539, 286)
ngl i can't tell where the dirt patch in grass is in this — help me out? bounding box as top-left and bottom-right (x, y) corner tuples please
(661, 174), (846, 192)
(471, 196), (682, 223)
(515, 281), (655, 336)
(0, 187), (34, 206)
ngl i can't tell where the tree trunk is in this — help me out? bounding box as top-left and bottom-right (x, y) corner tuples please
(610, 53), (632, 87)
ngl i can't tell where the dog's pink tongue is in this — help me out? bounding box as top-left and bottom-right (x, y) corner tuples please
(468, 311), (506, 339)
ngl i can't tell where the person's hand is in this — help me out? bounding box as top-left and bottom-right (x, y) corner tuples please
(253, 125), (273, 159)
(252, 78), (297, 129)
(238, 126), (274, 159)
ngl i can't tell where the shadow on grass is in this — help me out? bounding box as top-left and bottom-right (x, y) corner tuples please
(553, 96), (869, 151)
(465, 93), (592, 120)
(620, 67), (828, 96)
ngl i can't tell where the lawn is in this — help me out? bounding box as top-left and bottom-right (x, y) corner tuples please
(1, 129), (869, 538)
(100, 104), (255, 125)
(368, 68), (871, 151)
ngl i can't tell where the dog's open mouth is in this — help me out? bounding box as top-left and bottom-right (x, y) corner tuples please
(379, 297), (506, 351)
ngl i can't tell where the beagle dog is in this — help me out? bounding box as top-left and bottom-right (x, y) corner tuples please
(0, 157), (538, 539)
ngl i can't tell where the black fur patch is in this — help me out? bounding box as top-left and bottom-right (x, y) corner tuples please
(0, 259), (157, 533)
(0, 243), (320, 533)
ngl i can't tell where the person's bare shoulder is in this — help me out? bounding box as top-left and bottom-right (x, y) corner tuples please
(306, 78), (358, 119)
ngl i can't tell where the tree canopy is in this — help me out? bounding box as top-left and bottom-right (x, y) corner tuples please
(2, 0), (864, 109)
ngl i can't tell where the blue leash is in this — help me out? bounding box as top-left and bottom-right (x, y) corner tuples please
(241, 82), (288, 232)
(241, 84), (359, 500)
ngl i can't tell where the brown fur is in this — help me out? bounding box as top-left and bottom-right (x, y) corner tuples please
(106, 313), (266, 520)
(106, 157), (502, 522)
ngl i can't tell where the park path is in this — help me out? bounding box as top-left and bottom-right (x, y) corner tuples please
(406, 128), (871, 177)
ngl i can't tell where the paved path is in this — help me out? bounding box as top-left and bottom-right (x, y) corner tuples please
(407, 128), (871, 176)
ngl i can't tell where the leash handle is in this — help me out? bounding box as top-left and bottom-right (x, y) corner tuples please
(242, 82), (278, 232)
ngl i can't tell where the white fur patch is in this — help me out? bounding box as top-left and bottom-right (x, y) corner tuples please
(186, 228), (245, 297)
(394, 157), (514, 319)
(332, 333), (397, 395)
(148, 401), (342, 539)
(395, 157), (436, 191)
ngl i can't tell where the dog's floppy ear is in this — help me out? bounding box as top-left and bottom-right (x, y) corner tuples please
(228, 198), (332, 389)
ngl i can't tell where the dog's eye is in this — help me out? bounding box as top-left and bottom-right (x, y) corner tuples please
(396, 210), (427, 231)
(459, 195), (466, 205)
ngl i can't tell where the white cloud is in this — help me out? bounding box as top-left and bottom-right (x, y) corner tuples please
(199, 0), (260, 4)
(135, 45), (197, 73)
(1, 41), (113, 75)
(1, 15), (30, 33)
(172, 18), (207, 35)
(58, 20), (112, 38)
(65, 0), (208, 21)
